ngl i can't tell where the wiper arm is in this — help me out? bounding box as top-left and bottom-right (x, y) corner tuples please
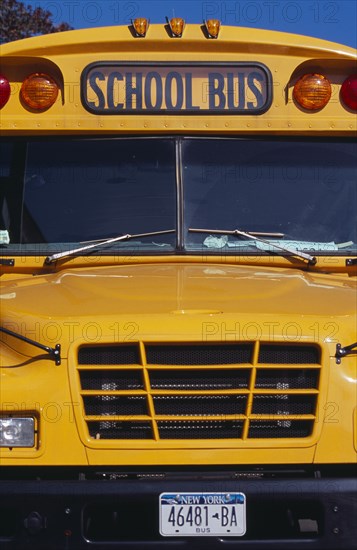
(45, 229), (175, 264)
(189, 228), (317, 265)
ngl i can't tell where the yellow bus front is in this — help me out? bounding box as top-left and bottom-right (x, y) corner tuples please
(0, 22), (356, 549)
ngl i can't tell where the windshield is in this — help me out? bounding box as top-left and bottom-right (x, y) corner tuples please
(1, 137), (356, 257)
(183, 138), (356, 254)
(0, 138), (177, 253)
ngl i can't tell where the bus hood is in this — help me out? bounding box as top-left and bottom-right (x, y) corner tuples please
(0, 262), (355, 320)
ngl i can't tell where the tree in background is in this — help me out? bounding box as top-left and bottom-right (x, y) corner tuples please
(1, 0), (72, 43)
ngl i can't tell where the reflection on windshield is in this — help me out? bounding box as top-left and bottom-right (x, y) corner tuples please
(0, 137), (356, 255)
(183, 139), (356, 253)
(22, 138), (177, 249)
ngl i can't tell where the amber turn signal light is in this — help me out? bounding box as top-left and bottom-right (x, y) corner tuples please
(20, 73), (59, 110)
(293, 73), (331, 110)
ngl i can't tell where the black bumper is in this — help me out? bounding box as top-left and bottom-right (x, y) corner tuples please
(0, 467), (356, 549)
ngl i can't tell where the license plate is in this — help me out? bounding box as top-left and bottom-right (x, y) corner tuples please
(159, 492), (246, 537)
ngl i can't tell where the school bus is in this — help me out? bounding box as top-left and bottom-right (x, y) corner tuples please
(0, 19), (356, 549)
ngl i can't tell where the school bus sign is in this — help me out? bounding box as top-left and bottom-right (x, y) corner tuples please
(81, 62), (272, 114)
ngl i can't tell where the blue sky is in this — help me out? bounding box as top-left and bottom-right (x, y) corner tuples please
(25, 0), (356, 47)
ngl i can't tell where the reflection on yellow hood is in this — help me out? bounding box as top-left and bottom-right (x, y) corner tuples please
(1, 263), (355, 318)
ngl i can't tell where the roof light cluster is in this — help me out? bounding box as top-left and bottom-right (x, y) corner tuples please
(132, 18), (221, 39)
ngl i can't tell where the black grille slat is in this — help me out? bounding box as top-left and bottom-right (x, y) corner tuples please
(255, 369), (319, 389)
(259, 344), (319, 364)
(252, 395), (317, 415)
(158, 420), (244, 439)
(149, 369), (250, 389)
(84, 396), (148, 416)
(153, 395), (247, 416)
(88, 421), (152, 439)
(80, 370), (144, 390)
(78, 345), (140, 365)
(249, 420), (313, 438)
(146, 343), (252, 365)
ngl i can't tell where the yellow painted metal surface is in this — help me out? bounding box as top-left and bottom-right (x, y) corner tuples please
(0, 25), (356, 134)
(1, 260), (356, 465)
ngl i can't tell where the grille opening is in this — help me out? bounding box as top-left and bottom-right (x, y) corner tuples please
(255, 369), (319, 389)
(158, 420), (244, 439)
(252, 394), (317, 415)
(88, 421), (153, 440)
(145, 343), (253, 365)
(84, 395), (148, 417)
(153, 395), (247, 415)
(78, 345), (140, 365)
(259, 344), (320, 364)
(80, 370), (144, 390)
(149, 368), (250, 389)
(249, 420), (313, 439)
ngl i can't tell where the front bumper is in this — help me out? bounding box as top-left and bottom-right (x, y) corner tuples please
(1, 466), (356, 549)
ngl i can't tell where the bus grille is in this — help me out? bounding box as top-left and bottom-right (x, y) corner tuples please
(77, 342), (320, 442)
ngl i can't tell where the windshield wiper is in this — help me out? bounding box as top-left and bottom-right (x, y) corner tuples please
(45, 229), (175, 264)
(189, 228), (317, 265)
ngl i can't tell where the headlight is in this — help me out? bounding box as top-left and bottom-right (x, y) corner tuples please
(0, 417), (35, 447)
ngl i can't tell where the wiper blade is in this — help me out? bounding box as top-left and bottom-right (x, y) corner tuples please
(189, 228), (317, 265)
(45, 229), (175, 264)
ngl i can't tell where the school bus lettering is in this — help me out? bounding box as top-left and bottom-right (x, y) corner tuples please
(208, 71), (264, 109)
(82, 63), (271, 113)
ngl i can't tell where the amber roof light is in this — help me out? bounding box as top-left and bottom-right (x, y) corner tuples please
(168, 17), (185, 37)
(204, 19), (221, 38)
(132, 18), (149, 37)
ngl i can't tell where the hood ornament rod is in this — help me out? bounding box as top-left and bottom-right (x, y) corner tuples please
(0, 326), (61, 365)
(335, 341), (357, 364)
